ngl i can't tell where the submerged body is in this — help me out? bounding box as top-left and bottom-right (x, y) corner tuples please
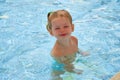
(51, 49), (83, 80)
(52, 49), (83, 73)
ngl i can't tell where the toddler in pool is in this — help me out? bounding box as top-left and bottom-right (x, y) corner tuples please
(46, 10), (87, 74)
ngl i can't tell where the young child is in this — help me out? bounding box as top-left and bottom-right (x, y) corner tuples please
(46, 10), (83, 74)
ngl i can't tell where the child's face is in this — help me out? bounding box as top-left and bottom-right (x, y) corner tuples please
(50, 17), (74, 40)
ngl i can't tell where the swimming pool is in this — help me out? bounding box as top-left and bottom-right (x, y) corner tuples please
(0, 0), (120, 80)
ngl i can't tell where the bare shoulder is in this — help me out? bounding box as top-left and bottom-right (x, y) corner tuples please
(71, 36), (78, 45)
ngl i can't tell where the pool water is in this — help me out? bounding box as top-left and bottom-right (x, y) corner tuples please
(0, 0), (120, 80)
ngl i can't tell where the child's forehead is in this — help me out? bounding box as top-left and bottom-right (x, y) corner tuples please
(51, 17), (70, 26)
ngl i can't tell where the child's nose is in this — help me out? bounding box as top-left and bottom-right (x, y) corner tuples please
(60, 28), (65, 32)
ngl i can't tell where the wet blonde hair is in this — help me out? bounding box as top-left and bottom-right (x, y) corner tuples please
(46, 10), (72, 31)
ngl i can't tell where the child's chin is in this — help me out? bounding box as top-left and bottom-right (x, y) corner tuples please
(61, 36), (69, 39)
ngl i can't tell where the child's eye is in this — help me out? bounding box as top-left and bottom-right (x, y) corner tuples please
(55, 28), (60, 30)
(64, 26), (69, 28)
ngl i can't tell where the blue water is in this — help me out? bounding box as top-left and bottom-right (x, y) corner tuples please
(0, 0), (120, 80)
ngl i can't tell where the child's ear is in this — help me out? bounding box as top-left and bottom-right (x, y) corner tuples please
(48, 30), (53, 36)
(72, 24), (74, 32)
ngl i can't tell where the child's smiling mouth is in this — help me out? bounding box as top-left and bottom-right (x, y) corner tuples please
(60, 33), (67, 36)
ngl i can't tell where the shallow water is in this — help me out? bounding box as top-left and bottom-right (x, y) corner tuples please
(0, 0), (120, 80)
